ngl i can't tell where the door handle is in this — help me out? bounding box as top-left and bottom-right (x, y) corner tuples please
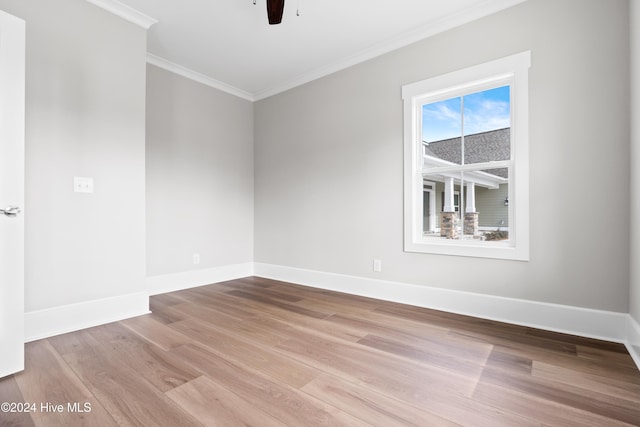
(1, 206), (21, 217)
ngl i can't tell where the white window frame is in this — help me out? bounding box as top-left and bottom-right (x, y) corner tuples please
(402, 51), (530, 261)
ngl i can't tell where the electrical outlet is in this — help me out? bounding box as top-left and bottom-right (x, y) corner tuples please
(73, 176), (94, 193)
(192, 253), (200, 265)
(373, 259), (382, 272)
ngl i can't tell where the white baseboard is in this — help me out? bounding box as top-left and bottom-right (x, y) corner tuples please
(22, 263), (253, 343)
(254, 263), (629, 344)
(24, 292), (149, 343)
(146, 262), (254, 296)
(627, 316), (640, 369)
(22, 261), (640, 372)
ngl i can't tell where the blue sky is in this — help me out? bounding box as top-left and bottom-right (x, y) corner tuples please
(422, 85), (510, 143)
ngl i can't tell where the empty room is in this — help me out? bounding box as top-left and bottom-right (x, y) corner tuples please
(1, 0), (640, 425)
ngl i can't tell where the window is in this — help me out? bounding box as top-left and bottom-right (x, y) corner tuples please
(402, 51), (530, 260)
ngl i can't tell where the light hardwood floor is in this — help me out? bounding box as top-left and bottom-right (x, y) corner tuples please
(1, 276), (640, 426)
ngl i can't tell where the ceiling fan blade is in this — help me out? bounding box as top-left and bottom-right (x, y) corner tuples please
(266, 0), (285, 25)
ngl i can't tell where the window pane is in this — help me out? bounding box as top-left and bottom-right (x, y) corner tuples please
(421, 171), (463, 239)
(422, 97), (462, 165)
(473, 168), (510, 241)
(422, 168), (510, 242)
(463, 86), (511, 164)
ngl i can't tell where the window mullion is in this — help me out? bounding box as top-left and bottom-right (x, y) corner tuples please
(459, 96), (465, 239)
(422, 160), (511, 175)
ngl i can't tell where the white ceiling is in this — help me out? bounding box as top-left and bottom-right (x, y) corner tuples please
(93, 0), (526, 101)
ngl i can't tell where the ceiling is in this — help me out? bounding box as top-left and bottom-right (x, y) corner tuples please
(95, 0), (526, 101)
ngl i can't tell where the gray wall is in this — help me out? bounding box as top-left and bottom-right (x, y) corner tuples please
(2, 0), (634, 322)
(0, 0), (147, 310)
(254, 0), (631, 312)
(146, 65), (254, 276)
(631, 0), (640, 323)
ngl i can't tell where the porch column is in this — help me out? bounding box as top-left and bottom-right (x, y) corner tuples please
(440, 177), (458, 238)
(464, 182), (479, 236)
(465, 182), (476, 213)
(443, 177), (454, 212)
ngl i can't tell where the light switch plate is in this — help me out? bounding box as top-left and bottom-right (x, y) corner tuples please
(74, 176), (94, 193)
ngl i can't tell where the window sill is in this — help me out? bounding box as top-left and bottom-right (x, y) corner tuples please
(404, 238), (529, 261)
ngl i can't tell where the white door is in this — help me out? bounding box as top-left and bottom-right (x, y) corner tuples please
(0, 9), (25, 379)
(423, 181), (436, 233)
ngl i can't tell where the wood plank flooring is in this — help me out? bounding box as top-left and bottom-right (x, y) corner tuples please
(1, 276), (640, 426)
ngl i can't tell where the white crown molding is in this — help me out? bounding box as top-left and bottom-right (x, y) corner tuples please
(24, 292), (149, 342)
(139, 0), (527, 101)
(85, 0), (157, 30)
(146, 53), (255, 102)
(253, 0), (528, 100)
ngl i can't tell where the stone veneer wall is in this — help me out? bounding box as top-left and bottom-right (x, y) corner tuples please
(440, 212), (459, 239)
(464, 212), (479, 236)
